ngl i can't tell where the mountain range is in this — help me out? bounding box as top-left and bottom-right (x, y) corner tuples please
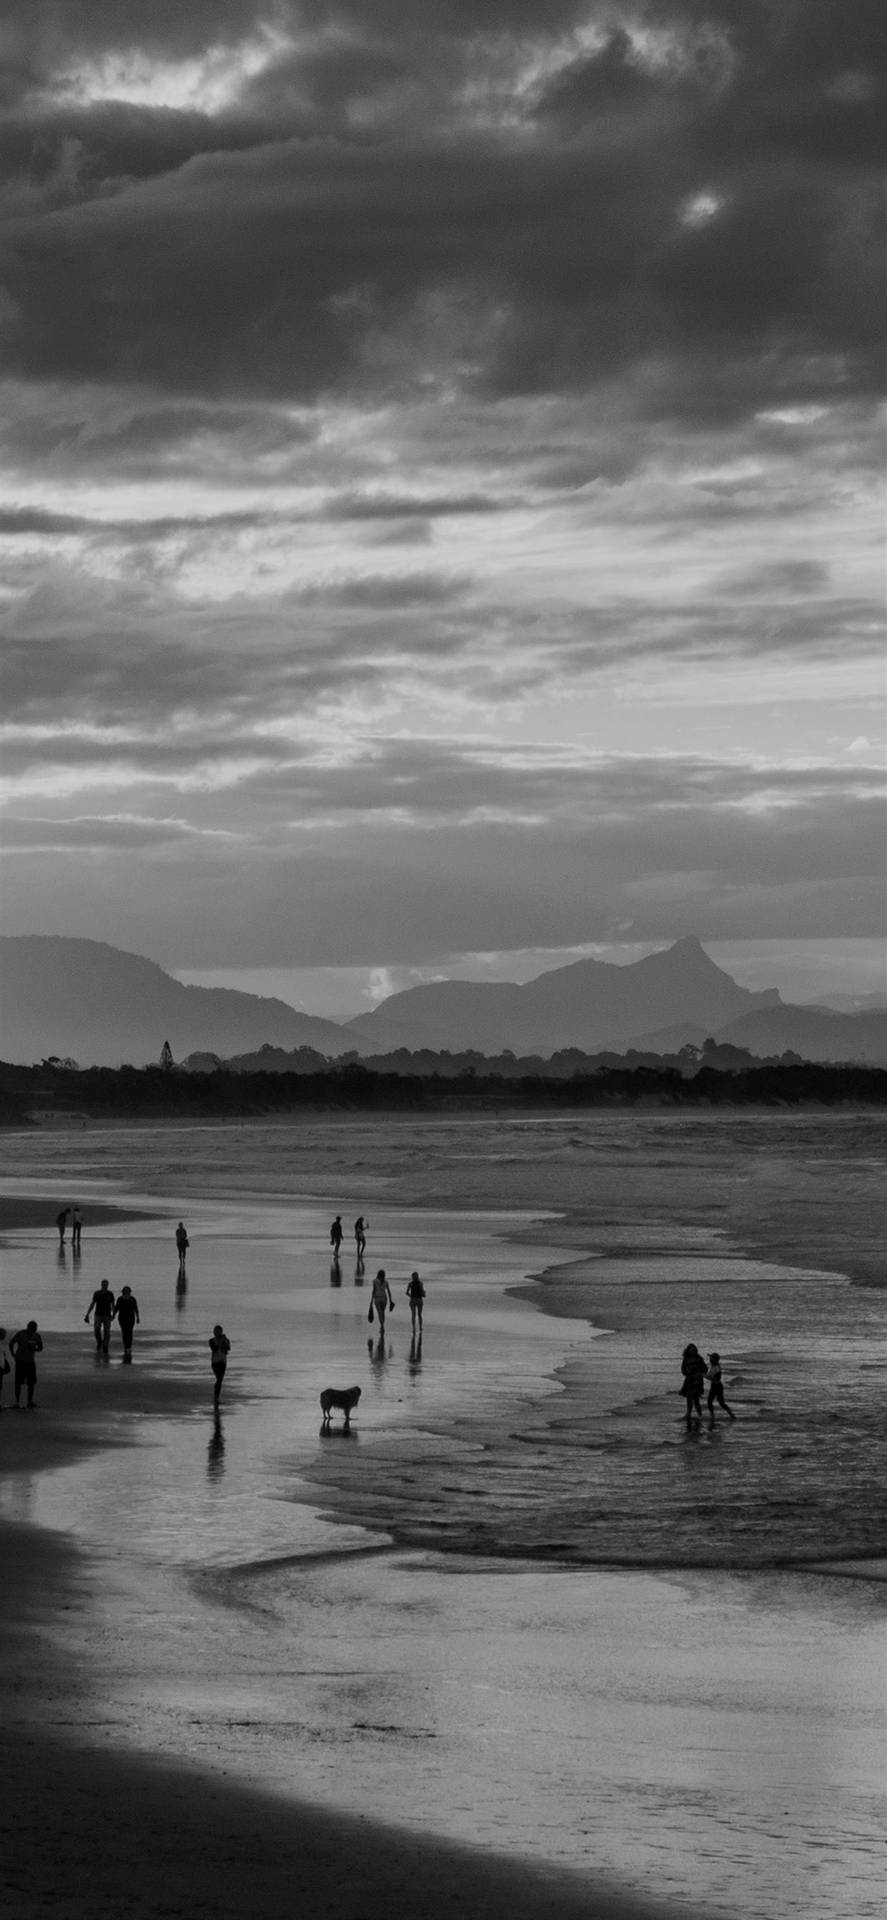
(1, 933), (885, 1068)
(0, 936), (363, 1068)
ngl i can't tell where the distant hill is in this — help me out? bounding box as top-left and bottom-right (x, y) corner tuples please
(342, 937), (782, 1057)
(180, 1043), (332, 1075)
(714, 1004), (887, 1065)
(0, 937), (362, 1067)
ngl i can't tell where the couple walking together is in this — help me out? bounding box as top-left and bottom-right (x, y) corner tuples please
(680, 1344), (735, 1427)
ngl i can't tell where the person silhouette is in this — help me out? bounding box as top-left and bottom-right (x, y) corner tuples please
(679, 1343), (706, 1428)
(0, 1327), (10, 1409)
(706, 1352), (736, 1423)
(406, 1271), (425, 1333)
(114, 1285), (140, 1361)
(175, 1222), (189, 1271)
(330, 1216), (343, 1256)
(369, 1268), (395, 1334)
(209, 1325), (230, 1405)
(85, 1279), (116, 1353)
(56, 1208), (69, 1249)
(10, 1321), (43, 1407)
(71, 1206), (82, 1253)
(354, 1216), (367, 1259)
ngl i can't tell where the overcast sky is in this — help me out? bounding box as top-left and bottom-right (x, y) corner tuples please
(1, 1), (884, 1013)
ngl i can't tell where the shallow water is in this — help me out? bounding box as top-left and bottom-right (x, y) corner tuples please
(1, 1114), (885, 1920)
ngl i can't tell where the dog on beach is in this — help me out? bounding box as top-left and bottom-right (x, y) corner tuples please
(320, 1384), (361, 1428)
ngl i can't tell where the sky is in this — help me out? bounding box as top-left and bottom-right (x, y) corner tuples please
(1, 0), (885, 1016)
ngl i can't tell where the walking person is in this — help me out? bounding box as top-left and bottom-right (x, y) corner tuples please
(114, 1285), (141, 1362)
(679, 1343), (706, 1428)
(10, 1321), (43, 1408)
(56, 1207), (69, 1249)
(706, 1352), (736, 1423)
(0, 1327), (10, 1409)
(71, 1206), (82, 1253)
(369, 1268), (395, 1335)
(330, 1215), (343, 1257)
(209, 1325), (231, 1405)
(85, 1279), (116, 1352)
(406, 1271), (425, 1334)
(175, 1221), (190, 1272)
(354, 1216), (367, 1260)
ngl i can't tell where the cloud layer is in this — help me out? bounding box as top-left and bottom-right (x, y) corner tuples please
(1, 2), (884, 972)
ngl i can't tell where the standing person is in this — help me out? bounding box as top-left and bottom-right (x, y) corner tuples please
(354, 1216), (367, 1259)
(10, 1321), (43, 1408)
(85, 1279), (116, 1352)
(679, 1343), (706, 1429)
(209, 1325), (231, 1405)
(0, 1327), (10, 1409)
(406, 1271), (425, 1333)
(369, 1268), (395, 1335)
(71, 1206), (82, 1253)
(175, 1221), (189, 1271)
(706, 1352), (736, 1423)
(56, 1207), (69, 1249)
(114, 1285), (140, 1362)
(330, 1215), (343, 1257)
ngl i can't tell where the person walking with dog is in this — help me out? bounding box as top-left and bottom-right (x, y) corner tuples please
(209, 1325), (231, 1405)
(10, 1321), (43, 1408)
(369, 1268), (394, 1334)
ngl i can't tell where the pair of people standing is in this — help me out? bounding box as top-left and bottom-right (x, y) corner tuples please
(56, 1207), (82, 1250)
(85, 1281), (140, 1357)
(680, 1344), (736, 1427)
(330, 1215), (368, 1258)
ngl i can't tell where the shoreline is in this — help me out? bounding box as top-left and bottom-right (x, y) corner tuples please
(1, 1119), (884, 1920)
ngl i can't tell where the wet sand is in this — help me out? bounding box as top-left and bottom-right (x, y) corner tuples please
(0, 1508), (688, 1920)
(1, 1110), (885, 1919)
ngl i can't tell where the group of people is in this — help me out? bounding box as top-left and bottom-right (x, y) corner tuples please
(330, 1214), (368, 1260)
(679, 1344), (736, 1428)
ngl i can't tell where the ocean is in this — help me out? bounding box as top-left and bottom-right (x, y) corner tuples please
(0, 1110), (884, 1919)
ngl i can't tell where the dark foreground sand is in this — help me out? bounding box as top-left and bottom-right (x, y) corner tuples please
(0, 1368), (695, 1920)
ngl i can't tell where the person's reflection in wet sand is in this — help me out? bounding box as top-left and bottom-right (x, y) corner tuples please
(330, 1260), (342, 1288)
(367, 1330), (390, 1370)
(57, 1245), (67, 1269)
(207, 1411), (226, 1481)
(409, 1329), (423, 1374)
(175, 1267), (187, 1311)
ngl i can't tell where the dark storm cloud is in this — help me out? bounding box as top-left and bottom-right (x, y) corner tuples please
(0, 2), (881, 418)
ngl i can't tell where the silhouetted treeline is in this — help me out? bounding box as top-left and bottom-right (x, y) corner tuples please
(1, 1057), (886, 1124)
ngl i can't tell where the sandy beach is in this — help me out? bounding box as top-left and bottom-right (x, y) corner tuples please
(1, 1109), (885, 1920)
